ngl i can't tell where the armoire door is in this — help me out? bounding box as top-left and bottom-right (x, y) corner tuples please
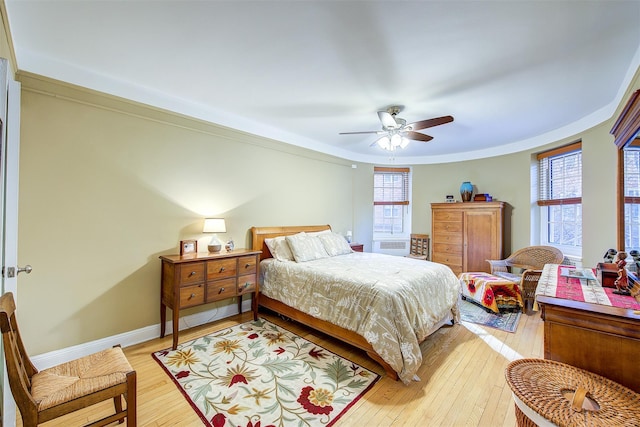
(463, 209), (500, 273)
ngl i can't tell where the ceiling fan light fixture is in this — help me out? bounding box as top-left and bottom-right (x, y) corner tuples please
(376, 136), (391, 150)
(391, 133), (402, 147)
(400, 136), (410, 149)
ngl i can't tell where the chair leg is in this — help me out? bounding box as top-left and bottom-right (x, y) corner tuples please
(126, 370), (137, 427)
(113, 395), (124, 424)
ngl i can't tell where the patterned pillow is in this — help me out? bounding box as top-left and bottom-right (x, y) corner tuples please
(285, 232), (329, 262)
(264, 236), (294, 261)
(318, 232), (353, 256)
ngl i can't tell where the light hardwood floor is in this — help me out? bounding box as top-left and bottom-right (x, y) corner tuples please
(19, 305), (544, 426)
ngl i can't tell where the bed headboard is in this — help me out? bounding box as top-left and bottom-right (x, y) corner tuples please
(251, 225), (332, 261)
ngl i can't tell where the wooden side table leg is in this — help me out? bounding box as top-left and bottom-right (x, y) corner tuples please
(160, 302), (166, 338)
(238, 294), (243, 314)
(172, 307), (179, 350)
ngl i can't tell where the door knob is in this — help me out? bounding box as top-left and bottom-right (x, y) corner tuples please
(17, 265), (32, 275)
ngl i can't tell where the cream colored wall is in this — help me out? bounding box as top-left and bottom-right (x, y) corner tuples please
(17, 73), (356, 354)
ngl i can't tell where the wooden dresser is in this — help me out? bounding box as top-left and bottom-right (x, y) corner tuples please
(431, 202), (505, 275)
(159, 249), (261, 349)
(537, 295), (640, 393)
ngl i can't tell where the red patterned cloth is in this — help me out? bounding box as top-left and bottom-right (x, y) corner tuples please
(459, 272), (524, 314)
(535, 265), (640, 310)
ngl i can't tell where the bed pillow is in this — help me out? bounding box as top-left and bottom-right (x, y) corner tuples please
(318, 232), (353, 256)
(307, 229), (331, 237)
(264, 236), (295, 261)
(285, 232), (329, 262)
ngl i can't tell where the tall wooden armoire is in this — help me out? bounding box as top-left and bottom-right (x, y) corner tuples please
(431, 201), (505, 275)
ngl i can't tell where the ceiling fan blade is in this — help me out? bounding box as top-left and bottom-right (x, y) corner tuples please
(405, 131), (433, 142)
(409, 115), (454, 131)
(378, 111), (398, 128)
(339, 130), (384, 135)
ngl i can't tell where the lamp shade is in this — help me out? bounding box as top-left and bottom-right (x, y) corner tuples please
(203, 218), (226, 233)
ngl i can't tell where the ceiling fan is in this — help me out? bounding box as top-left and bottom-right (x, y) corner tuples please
(339, 106), (454, 151)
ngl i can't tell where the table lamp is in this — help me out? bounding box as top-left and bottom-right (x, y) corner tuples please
(203, 218), (226, 252)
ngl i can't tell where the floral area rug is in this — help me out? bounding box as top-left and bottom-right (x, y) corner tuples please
(459, 298), (521, 333)
(152, 318), (380, 427)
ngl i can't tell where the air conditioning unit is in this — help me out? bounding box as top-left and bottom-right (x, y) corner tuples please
(372, 239), (410, 256)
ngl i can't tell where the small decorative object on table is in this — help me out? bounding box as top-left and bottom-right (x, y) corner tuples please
(596, 262), (618, 287)
(179, 239), (197, 255)
(225, 238), (234, 252)
(445, 195), (455, 203)
(603, 248), (618, 263)
(460, 181), (473, 202)
(613, 251), (631, 295)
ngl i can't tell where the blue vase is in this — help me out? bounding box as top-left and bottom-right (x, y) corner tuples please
(460, 181), (473, 202)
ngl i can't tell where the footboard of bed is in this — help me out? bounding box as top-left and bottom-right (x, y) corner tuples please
(258, 294), (399, 380)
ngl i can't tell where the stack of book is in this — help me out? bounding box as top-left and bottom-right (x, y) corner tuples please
(473, 193), (493, 202)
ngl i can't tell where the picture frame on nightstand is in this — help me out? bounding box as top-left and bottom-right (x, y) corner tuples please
(179, 239), (198, 255)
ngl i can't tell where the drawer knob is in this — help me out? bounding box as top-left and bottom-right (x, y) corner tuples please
(245, 263), (251, 268)
(219, 267), (225, 273)
(189, 271), (196, 277)
(190, 293), (196, 298)
(219, 287), (225, 294)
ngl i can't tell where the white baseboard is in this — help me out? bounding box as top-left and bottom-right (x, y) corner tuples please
(31, 299), (252, 370)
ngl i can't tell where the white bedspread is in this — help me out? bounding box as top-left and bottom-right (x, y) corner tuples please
(260, 252), (460, 383)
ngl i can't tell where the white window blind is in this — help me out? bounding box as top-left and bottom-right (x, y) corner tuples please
(373, 167), (410, 234)
(537, 142), (582, 249)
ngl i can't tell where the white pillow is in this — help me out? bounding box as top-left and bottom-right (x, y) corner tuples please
(307, 229), (331, 237)
(264, 236), (294, 261)
(285, 232), (329, 262)
(318, 232), (353, 256)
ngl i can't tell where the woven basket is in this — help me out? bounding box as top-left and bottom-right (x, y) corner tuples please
(505, 358), (640, 427)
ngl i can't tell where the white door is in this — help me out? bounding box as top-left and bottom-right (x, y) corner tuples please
(0, 59), (23, 427)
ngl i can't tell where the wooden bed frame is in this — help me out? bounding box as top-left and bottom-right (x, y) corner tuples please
(251, 225), (397, 380)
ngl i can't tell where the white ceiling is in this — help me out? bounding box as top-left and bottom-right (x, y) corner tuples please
(5, 1), (640, 164)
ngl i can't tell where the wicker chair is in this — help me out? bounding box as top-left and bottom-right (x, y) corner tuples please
(407, 233), (430, 260)
(487, 246), (565, 311)
(0, 292), (137, 427)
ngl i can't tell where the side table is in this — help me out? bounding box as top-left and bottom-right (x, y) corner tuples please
(160, 249), (261, 349)
(350, 242), (364, 252)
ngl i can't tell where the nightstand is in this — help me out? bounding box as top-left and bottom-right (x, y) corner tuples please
(159, 248), (261, 349)
(350, 243), (364, 252)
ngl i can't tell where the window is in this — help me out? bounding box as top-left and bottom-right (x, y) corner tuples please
(373, 167), (410, 235)
(624, 139), (640, 250)
(537, 142), (582, 253)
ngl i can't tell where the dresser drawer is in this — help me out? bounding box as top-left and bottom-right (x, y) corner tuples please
(432, 233), (463, 245)
(433, 210), (463, 222)
(206, 278), (237, 303)
(433, 242), (462, 255)
(179, 284), (205, 308)
(433, 221), (463, 234)
(179, 262), (205, 285)
(207, 258), (237, 280)
(433, 253), (463, 267)
(237, 274), (257, 295)
(238, 255), (258, 274)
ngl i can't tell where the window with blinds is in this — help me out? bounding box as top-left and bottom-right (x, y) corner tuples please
(373, 167), (410, 234)
(624, 140), (640, 249)
(537, 142), (582, 249)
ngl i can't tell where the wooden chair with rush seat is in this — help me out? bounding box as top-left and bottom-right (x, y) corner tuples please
(407, 233), (430, 260)
(0, 292), (136, 427)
